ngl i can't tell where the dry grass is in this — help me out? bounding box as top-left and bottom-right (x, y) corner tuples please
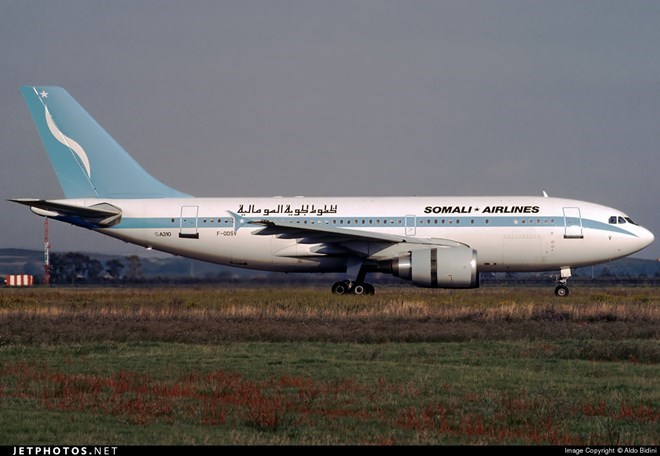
(0, 286), (657, 350)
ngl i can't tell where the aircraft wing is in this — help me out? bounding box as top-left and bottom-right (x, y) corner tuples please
(240, 215), (467, 249)
(9, 198), (122, 227)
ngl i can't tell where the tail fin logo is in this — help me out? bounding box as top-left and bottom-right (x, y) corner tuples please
(42, 97), (92, 179)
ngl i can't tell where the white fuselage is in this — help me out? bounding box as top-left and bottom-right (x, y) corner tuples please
(57, 195), (653, 275)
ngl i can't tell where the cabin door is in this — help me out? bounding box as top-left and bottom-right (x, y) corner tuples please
(180, 205), (199, 239)
(563, 207), (584, 239)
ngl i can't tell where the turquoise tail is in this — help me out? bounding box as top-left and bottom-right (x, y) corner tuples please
(20, 86), (190, 199)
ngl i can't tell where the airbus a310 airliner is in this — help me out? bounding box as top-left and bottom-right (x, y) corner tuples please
(11, 86), (654, 296)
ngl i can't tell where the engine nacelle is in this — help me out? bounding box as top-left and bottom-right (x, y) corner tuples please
(392, 246), (479, 288)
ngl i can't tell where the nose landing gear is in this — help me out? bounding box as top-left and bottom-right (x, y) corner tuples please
(554, 267), (571, 297)
(554, 284), (569, 297)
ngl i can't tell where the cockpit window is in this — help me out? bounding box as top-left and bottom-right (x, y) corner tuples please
(609, 215), (639, 226)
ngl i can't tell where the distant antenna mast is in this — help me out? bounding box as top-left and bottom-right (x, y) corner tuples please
(44, 217), (50, 286)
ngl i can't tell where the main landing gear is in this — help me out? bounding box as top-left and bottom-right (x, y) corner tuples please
(331, 257), (376, 295)
(331, 280), (375, 295)
(554, 267), (571, 297)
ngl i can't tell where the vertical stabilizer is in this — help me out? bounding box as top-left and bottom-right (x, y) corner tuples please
(20, 86), (190, 199)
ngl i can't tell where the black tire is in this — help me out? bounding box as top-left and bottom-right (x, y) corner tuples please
(332, 281), (350, 295)
(554, 285), (569, 297)
(352, 283), (366, 295)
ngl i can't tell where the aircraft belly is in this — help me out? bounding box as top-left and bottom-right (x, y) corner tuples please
(446, 228), (559, 271)
(552, 230), (619, 267)
(107, 228), (343, 272)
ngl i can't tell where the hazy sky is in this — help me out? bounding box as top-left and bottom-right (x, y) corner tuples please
(1, 1), (658, 260)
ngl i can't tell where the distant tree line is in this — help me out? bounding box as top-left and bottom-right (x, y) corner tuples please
(49, 253), (144, 284)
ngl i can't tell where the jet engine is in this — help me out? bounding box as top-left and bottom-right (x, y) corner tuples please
(391, 246), (479, 288)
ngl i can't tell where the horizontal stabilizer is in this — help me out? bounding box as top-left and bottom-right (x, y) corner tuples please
(9, 198), (122, 227)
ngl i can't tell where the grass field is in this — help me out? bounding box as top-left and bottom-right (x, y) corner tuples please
(0, 286), (657, 445)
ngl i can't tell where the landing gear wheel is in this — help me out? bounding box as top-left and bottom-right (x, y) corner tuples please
(554, 285), (569, 297)
(352, 283), (366, 295)
(351, 283), (375, 295)
(332, 281), (350, 295)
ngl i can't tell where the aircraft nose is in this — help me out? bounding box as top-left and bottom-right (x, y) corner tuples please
(633, 226), (655, 253)
(617, 225), (654, 258)
(641, 226), (655, 248)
